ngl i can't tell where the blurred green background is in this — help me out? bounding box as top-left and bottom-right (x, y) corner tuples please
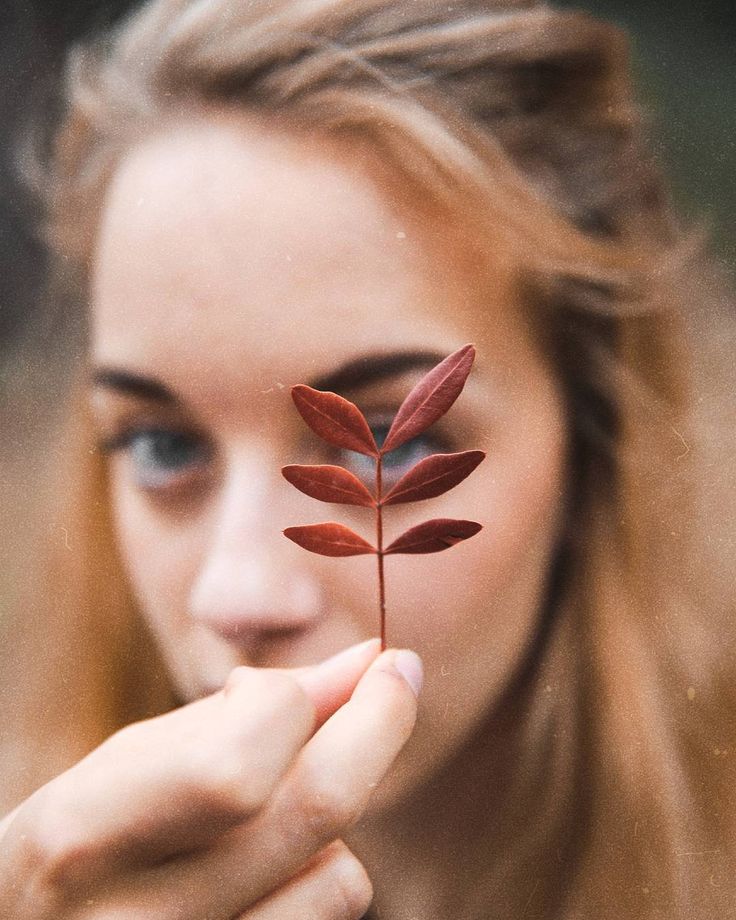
(560, 0), (735, 273)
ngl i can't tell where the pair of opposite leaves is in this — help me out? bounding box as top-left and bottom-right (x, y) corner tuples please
(282, 344), (484, 556)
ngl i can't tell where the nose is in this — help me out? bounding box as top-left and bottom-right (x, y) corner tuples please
(188, 451), (324, 650)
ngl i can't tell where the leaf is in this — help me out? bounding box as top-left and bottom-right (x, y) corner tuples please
(383, 518), (482, 555)
(291, 385), (378, 457)
(380, 344), (475, 455)
(282, 464), (375, 507)
(382, 450), (485, 506)
(283, 522), (376, 556)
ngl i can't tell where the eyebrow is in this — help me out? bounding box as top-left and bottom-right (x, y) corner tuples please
(90, 349), (446, 404)
(91, 368), (180, 404)
(309, 350), (446, 393)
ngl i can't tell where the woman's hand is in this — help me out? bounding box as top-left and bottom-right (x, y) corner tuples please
(0, 640), (422, 919)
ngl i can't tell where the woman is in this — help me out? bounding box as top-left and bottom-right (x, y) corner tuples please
(1, 0), (734, 916)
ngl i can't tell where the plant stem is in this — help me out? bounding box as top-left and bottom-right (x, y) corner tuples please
(376, 454), (386, 651)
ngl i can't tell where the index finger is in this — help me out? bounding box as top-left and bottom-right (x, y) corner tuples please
(150, 649), (421, 918)
(271, 648), (422, 841)
(1, 638), (382, 883)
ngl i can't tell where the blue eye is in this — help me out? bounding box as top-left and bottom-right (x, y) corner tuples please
(336, 424), (442, 486)
(105, 428), (212, 491)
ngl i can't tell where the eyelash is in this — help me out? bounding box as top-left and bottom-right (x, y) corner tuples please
(101, 427), (213, 492)
(323, 422), (449, 487)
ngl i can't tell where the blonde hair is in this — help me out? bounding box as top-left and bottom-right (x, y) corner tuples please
(5, 0), (736, 914)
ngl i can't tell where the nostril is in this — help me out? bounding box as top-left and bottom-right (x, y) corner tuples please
(200, 614), (312, 645)
(189, 564), (325, 639)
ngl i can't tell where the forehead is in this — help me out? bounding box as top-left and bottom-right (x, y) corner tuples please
(91, 113), (522, 401)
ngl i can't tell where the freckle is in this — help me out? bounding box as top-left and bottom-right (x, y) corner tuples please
(687, 686), (696, 701)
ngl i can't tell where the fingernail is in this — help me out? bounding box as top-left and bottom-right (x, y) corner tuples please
(392, 649), (424, 698)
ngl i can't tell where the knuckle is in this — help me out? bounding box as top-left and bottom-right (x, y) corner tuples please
(227, 668), (313, 722)
(186, 675), (312, 817)
(100, 717), (157, 763)
(16, 795), (94, 905)
(298, 769), (364, 838)
(108, 713), (266, 821)
(262, 672), (312, 721)
(326, 847), (374, 920)
(223, 664), (252, 695)
(183, 748), (267, 819)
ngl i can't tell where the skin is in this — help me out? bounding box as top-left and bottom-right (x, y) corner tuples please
(0, 112), (568, 919)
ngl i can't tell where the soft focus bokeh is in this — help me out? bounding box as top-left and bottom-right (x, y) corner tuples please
(2, 0), (732, 365)
(1, 0), (734, 617)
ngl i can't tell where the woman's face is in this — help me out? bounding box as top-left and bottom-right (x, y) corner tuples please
(90, 113), (567, 801)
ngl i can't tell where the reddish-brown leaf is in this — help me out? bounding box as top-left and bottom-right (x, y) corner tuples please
(383, 518), (482, 554)
(282, 464), (375, 507)
(291, 385), (378, 457)
(284, 522), (376, 556)
(380, 345), (475, 455)
(382, 450), (485, 506)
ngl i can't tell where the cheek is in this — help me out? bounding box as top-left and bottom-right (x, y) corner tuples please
(371, 390), (567, 796)
(383, 396), (566, 649)
(109, 478), (204, 635)
(382, 445), (565, 660)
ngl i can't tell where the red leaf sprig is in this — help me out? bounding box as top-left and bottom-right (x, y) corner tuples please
(282, 344), (485, 650)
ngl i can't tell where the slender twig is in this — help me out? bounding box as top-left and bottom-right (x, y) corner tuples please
(375, 454), (386, 651)
(283, 345), (483, 651)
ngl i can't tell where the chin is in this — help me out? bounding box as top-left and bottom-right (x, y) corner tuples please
(365, 729), (446, 817)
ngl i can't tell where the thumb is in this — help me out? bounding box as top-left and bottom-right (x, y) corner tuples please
(287, 638), (381, 728)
